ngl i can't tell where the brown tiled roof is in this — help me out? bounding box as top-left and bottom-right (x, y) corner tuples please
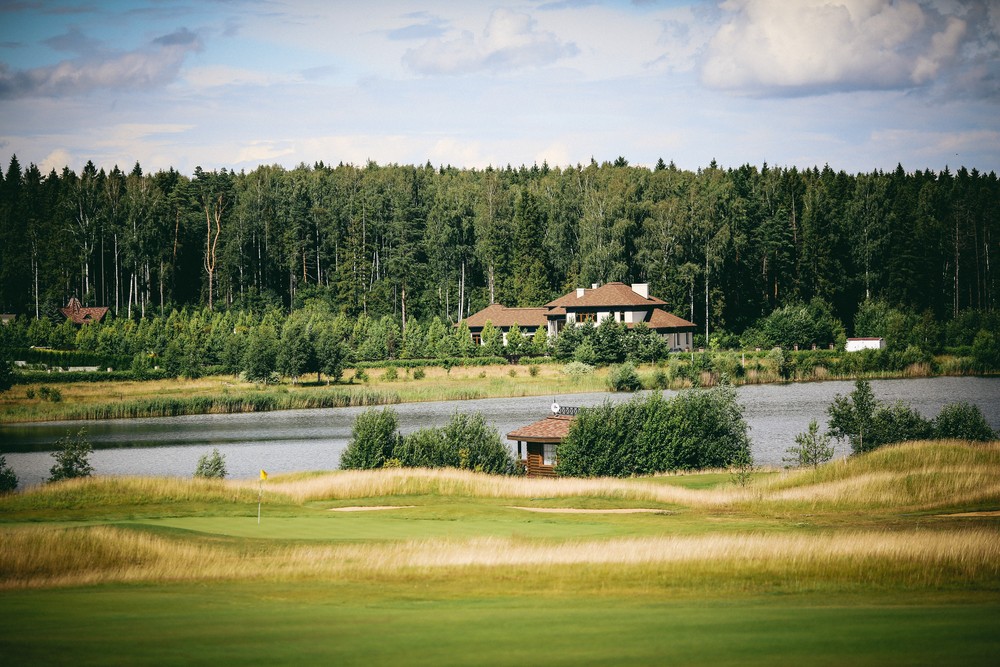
(463, 304), (549, 329)
(642, 309), (697, 331)
(507, 415), (575, 443)
(60, 297), (109, 325)
(545, 282), (666, 308)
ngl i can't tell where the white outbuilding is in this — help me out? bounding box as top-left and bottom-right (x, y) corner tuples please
(845, 337), (886, 352)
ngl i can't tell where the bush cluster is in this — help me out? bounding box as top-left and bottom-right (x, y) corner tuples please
(339, 408), (515, 474)
(194, 448), (228, 479)
(828, 380), (997, 454)
(557, 388), (752, 477)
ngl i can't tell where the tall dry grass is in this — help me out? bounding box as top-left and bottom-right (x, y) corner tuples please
(6, 440), (994, 515)
(3, 524), (998, 590)
(256, 440), (1000, 512)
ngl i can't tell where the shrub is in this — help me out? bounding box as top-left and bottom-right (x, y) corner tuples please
(650, 369), (669, 389)
(194, 448), (227, 479)
(607, 362), (642, 392)
(528, 365), (539, 377)
(392, 427), (450, 468)
(827, 380), (879, 454)
(339, 408), (400, 469)
(728, 446), (756, 487)
(0, 359), (13, 393)
(562, 361), (594, 376)
(383, 411), (515, 474)
(933, 402), (997, 441)
(0, 454), (18, 493)
(48, 428), (94, 483)
(558, 388), (751, 477)
(869, 402), (933, 446)
(412, 367), (426, 380)
(383, 366), (398, 381)
(443, 412), (515, 474)
(785, 419), (835, 469)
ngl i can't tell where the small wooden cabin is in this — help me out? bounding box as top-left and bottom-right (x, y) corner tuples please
(507, 412), (575, 477)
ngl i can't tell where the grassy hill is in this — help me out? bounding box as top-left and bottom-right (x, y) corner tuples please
(2, 440), (998, 665)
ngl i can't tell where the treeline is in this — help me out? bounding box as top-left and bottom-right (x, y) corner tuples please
(0, 155), (996, 338)
(2, 299), (998, 385)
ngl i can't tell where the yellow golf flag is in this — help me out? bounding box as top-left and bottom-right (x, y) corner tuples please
(260, 469), (268, 481)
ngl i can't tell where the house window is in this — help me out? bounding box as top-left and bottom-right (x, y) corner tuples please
(577, 312), (595, 324)
(619, 311), (626, 322)
(543, 443), (557, 466)
(472, 333), (482, 345)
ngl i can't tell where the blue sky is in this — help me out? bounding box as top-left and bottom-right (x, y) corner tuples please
(1, 0), (998, 176)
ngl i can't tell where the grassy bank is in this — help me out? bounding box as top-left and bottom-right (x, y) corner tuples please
(1, 440), (998, 664)
(2, 356), (992, 424)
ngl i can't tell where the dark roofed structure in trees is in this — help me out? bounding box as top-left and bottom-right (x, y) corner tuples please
(60, 297), (109, 325)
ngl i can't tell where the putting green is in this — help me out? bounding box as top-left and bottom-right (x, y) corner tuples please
(133, 508), (671, 541)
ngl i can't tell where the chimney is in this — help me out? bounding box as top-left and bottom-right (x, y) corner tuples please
(591, 283), (599, 289)
(631, 283), (649, 298)
(576, 288), (586, 298)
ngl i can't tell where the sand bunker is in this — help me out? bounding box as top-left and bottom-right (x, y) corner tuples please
(330, 505), (417, 512)
(508, 506), (669, 514)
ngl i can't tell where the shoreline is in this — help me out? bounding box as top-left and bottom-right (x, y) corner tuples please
(1, 363), (994, 425)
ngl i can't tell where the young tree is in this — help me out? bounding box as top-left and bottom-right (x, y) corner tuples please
(277, 314), (315, 384)
(48, 428), (94, 483)
(315, 319), (347, 383)
(243, 325), (278, 383)
(933, 402), (997, 441)
(785, 419), (835, 469)
(339, 407), (400, 469)
(0, 453), (18, 493)
(194, 448), (227, 479)
(827, 380), (878, 454)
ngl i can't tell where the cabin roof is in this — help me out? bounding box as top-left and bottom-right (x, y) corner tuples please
(507, 414), (575, 443)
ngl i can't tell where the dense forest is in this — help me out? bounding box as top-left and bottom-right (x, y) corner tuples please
(0, 155), (996, 340)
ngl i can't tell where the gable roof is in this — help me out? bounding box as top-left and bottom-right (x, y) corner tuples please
(643, 308), (698, 331)
(60, 297), (109, 325)
(545, 282), (667, 309)
(463, 304), (549, 329)
(507, 415), (575, 443)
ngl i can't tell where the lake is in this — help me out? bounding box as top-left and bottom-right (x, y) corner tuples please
(2, 376), (998, 488)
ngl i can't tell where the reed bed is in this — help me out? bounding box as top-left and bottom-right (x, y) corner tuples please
(3, 525), (998, 590)
(1, 388), (400, 422)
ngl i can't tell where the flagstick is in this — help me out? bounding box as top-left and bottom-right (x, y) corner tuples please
(257, 477), (262, 525)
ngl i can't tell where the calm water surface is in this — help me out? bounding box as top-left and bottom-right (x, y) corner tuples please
(2, 377), (997, 488)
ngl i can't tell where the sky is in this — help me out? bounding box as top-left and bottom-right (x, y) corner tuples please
(1, 0), (998, 177)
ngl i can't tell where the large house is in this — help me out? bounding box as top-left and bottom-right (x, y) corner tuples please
(463, 282), (696, 351)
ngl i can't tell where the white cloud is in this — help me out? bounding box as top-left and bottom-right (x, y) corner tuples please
(183, 65), (293, 90)
(701, 0), (967, 95)
(0, 27), (201, 99)
(403, 8), (578, 75)
(38, 148), (73, 174)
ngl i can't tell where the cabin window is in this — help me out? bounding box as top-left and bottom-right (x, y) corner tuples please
(543, 443), (557, 466)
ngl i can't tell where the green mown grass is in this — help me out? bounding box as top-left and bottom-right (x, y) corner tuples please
(1, 583), (998, 666)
